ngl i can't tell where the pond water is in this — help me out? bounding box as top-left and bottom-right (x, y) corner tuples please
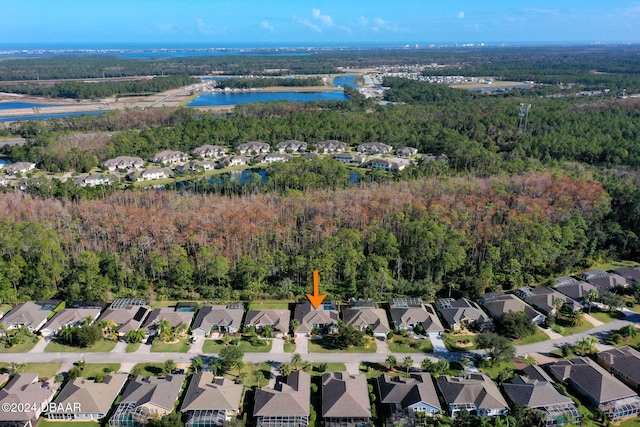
(332, 75), (359, 88)
(186, 90), (349, 107)
(0, 110), (110, 122)
(0, 102), (62, 110)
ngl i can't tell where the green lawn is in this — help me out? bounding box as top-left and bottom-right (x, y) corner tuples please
(247, 300), (292, 310)
(151, 337), (190, 353)
(0, 304), (12, 315)
(126, 342), (141, 353)
(0, 363), (62, 380)
(443, 333), (477, 351)
(311, 362), (346, 376)
(80, 363), (120, 379)
(589, 309), (625, 323)
(0, 337), (39, 353)
(130, 362), (167, 377)
(584, 260), (639, 272)
(514, 327), (550, 345)
(203, 336), (273, 353)
(557, 321), (594, 337)
(232, 362), (271, 388)
(308, 336), (377, 353)
(480, 360), (517, 380)
(284, 342), (296, 353)
(44, 339), (116, 353)
(388, 336), (434, 353)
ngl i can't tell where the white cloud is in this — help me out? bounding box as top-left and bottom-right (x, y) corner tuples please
(374, 17), (386, 25)
(358, 16), (368, 26)
(294, 16), (321, 32)
(458, 11), (465, 19)
(312, 9), (333, 26)
(261, 20), (274, 31)
(196, 18), (212, 35)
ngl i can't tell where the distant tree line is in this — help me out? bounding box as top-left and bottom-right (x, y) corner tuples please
(215, 77), (324, 89)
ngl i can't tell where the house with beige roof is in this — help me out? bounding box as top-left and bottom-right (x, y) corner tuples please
(479, 292), (546, 324)
(218, 155), (250, 168)
(436, 373), (508, 418)
(244, 309), (290, 335)
(554, 277), (598, 305)
(276, 140), (307, 153)
(40, 307), (103, 337)
(129, 168), (174, 181)
(321, 372), (371, 427)
(97, 298), (151, 338)
(141, 307), (195, 336)
(330, 153), (366, 165)
(237, 142), (270, 155)
(342, 300), (390, 338)
(5, 162), (36, 174)
(109, 374), (185, 426)
(597, 346), (640, 390)
(1, 300), (63, 333)
(73, 174), (115, 187)
(356, 142), (393, 155)
(181, 372), (244, 427)
(364, 157), (411, 172)
(191, 305), (245, 337)
(435, 298), (493, 331)
(293, 300), (339, 335)
(46, 374), (128, 420)
(548, 357), (640, 421)
(175, 160), (216, 173)
(503, 365), (580, 426)
(192, 145), (228, 159)
(253, 153), (292, 164)
(314, 140), (347, 153)
(396, 147), (418, 157)
(0, 374), (58, 427)
(254, 370), (310, 427)
(389, 298), (443, 332)
(515, 286), (582, 317)
(377, 373), (441, 425)
(149, 150), (189, 164)
(103, 156), (144, 171)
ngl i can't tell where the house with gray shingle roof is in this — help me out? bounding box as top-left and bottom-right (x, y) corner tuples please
(109, 374), (185, 426)
(389, 299), (443, 332)
(40, 307), (103, 337)
(97, 299), (151, 337)
(548, 357), (640, 421)
(585, 272), (629, 295)
(46, 374), (128, 420)
(396, 147), (418, 157)
(181, 372), (244, 427)
(479, 292), (546, 324)
(554, 277), (598, 305)
(141, 307), (194, 336)
(218, 155), (250, 168)
(0, 374), (58, 427)
(276, 140), (307, 153)
(503, 365), (580, 426)
(191, 305), (245, 337)
(330, 153), (366, 165)
(5, 162), (36, 174)
(436, 373), (509, 418)
(597, 346), (640, 391)
(192, 145), (228, 159)
(293, 300), (339, 335)
(1, 300), (63, 333)
(342, 300), (390, 338)
(103, 156), (144, 171)
(314, 140), (347, 153)
(435, 298), (493, 332)
(73, 174), (114, 187)
(244, 310), (290, 335)
(237, 142), (270, 155)
(254, 370), (310, 427)
(253, 153), (292, 164)
(149, 150), (189, 165)
(377, 373), (441, 424)
(356, 142), (393, 155)
(321, 372), (371, 427)
(515, 286), (582, 317)
(613, 267), (640, 285)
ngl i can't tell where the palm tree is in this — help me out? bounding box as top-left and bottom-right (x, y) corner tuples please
(619, 325), (638, 341)
(575, 337), (598, 355)
(385, 355), (397, 371)
(58, 326), (76, 345)
(125, 328), (146, 344)
(191, 356), (203, 374)
(210, 358), (223, 376)
(8, 362), (26, 375)
(403, 356), (414, 374)
(279, 362), (293, 377)
(158, 319), (172, 342)
(585, 289), (599, 313)
(290, 353), (303, 369)
(164, 359), (177, 374)
(565, 309), (585, 327)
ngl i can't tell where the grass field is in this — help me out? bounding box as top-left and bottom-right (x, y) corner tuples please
(247, 300), (292, 310)
(480, 360), (517, 380)
(126, 342), (141, 353)
(150, 337), (190, 353)
(80, 363), (120, 379)
(0, 362), (62, 379)
(0, 337), (38, 353)
(388, 336), (434, 353)
(130, 362), (167, 377)
(514, 327), (550, 345)
(203, 336), (272, 353)
(44, 339), (116, 353)
(589, 309), (625, 323)
(308, 336), (377, 353)
(443, 333), (477, 351)
(283, 342), (296, 353)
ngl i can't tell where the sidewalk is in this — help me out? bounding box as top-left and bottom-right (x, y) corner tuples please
(29, 336), (51, 353)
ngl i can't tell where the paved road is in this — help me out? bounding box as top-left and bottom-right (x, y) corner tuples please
(2, 312), (635, 367)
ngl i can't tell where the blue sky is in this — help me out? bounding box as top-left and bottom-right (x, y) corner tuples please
(2, 0), (639, 46)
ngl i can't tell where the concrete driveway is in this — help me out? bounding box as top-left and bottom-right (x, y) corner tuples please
(428, 332), (449, 353)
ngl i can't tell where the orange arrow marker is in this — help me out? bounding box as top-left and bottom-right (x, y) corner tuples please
(306, 270), (327, 309)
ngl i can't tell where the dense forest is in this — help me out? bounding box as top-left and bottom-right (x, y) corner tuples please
(215, 77), (324, 89)
(2, 45), (640, 305)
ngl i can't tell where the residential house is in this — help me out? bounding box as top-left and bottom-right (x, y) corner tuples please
(175, 160), (216, 173)
(73, 174), (114, 187)
(580, 270), (629, 295)
(293, 300), (339, 335)
(149, 150), (189, 164)
(181, 373), (244, 427)
(0, 374), (58, 427)
(109, 374), (186, 426)
(502, 365), (580, 426)
(436, 373), (509, 418)
(515, 286), (582, 317)
(364, 158), (411, 172)
(396, 147), (418, 157)
(554, 277), (599, 305)
(1, 300), (63, 332)
(613, 267), (640, 285)
(388, 298), (444, 333)
(5, 162), (36, 174)
(356, 142), (393, 155)
(254, 370), (310, 427)
(103, 156), (144, 171)
(301, 153), (321, 160)
(141, 307), (195, 337)
(548, 357), (640, 421)
(420, 153), (449, 163)
(46, 374), (128, 420)
(218, 155), (250, 168)
(330, 153), (366, 165)
(191, 305), (245, 337)
(40, 307), (103, 337)
(435, 298), (493, 331)
(237, 142), (271, 155)
(377, 373), (442, 425)
(253, 153), (292, 164)
(597, 346), (640, 391)
(342, 300), (390, 338)
(479, 292), (546, 324)
(129, 168), (174, 181)
(315, 140), (347, 153)
(244, 309), (291, 335)
(192, 145), (227, 159)
(97, 298), (151, 338)
(276, 140), (307, 153)
(321, 372), (371, 427)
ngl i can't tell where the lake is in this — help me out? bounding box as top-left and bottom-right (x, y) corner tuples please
(0, 111), (110, 122)
(187, 91), (349, 107)
(0, 102), (62, 110)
